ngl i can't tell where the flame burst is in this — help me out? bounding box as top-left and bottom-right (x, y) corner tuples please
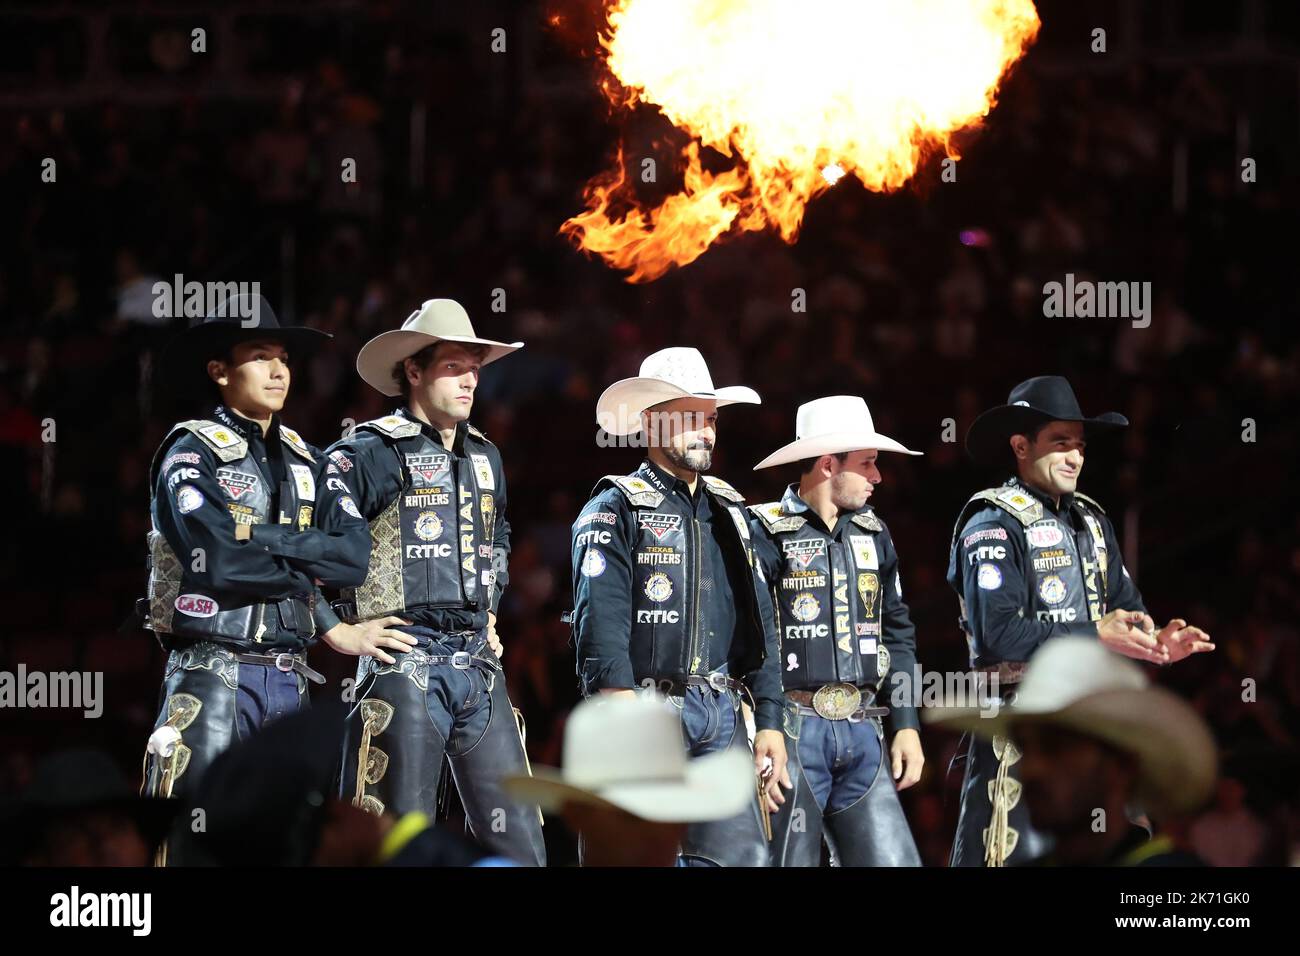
(562, 0), (1040, 282)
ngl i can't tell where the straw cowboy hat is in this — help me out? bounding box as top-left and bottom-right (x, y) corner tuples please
(754, 395), (921, 470)
(159, 293), (331, 396)
(965, 375), (1128, 467)
(355, 298), (523, 396)
(501, 694), (753, 823)
(924, 637), (1217, 816)
(596, 347), (760, 437)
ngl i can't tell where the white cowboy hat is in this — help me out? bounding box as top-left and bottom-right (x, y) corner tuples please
(355, 298), (523, 397)
(753, 395), (921, 470)
(924, 637), (1217, 816)
(500, 694), (753, 823)
(596, 347), (760, 437)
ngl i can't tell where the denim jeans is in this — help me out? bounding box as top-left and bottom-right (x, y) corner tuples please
(234, 660), (305, 741)
(792, 705), (883, 814)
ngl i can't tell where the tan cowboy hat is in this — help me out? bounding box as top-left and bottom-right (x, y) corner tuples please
(924, 637), (1217, 816)
(596, 347), (760, 437)
(754, 395), (921, 470)
(501, 694), (753, 823)
(355, 298), (523, 396)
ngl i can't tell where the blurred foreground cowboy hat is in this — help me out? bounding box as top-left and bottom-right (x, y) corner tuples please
(754, 395), (921, 470)
(965, 375), (1127, 467)
(596, 347), (760, 437)
(0, 749), (178, 864)
(501, 694), (752, 823)
(159, 293), (331, 396)
(356, 298), (523, 396)
(924, 637), (1217, 816)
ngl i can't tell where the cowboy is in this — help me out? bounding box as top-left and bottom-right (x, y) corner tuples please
(947, 375), (1215, 866)
(571, 346), (787, 867)
(328, 299), (545, 866)
(502, 694), (754, 866)
(927, 637), (1215, 866)
(141, 293), (373, 864)
(748, 396), (925, 866)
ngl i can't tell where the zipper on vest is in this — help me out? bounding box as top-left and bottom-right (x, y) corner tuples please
(253, 602), (266, 643)
(689, 515), (702, 673)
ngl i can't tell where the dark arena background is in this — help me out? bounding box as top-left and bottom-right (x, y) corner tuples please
(0, 0), (1297, 890)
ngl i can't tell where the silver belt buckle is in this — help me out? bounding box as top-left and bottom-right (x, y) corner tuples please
(706, 671), (730, 693)
(812, 682), (862, 720)
(274, 653), (296, 673)
(451, 651), (473, 670)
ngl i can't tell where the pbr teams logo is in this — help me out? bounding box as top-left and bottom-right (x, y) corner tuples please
(638, 513), (682, 540)
(405, 454), (448, 485)
(216, 468), (258, 500)
(782, 539), (825, 569)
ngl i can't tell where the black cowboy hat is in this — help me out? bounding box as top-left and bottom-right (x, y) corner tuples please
(182, 700), (348, 866)
(0, 749), (179, 864)
(965, 375), (1128, 467)
(158, 293), (331, 396)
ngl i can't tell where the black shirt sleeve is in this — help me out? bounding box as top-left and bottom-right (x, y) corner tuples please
(741, 557), (784, 734)
(487, 443), (510, 617)
(877, 524), (920, 733)
(571, 491), (637, 693)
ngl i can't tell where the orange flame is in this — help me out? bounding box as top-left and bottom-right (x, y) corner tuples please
(563, 0), (1040, 282)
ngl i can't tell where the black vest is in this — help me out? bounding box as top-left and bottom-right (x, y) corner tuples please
(749, 497), (892, 690)
(344, 415), (495, 622)
(951, 481), (1110, 661)
(146, 419), (316, 647)
(598, 471), (768, 682)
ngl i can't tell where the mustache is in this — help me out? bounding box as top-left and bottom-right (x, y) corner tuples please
(685, 442), (713, 451)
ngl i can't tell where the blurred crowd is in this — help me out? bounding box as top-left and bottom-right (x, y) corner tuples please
(0, 3), (1296, 866)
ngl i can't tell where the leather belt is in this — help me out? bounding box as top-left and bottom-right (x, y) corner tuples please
(234, 651), (326, 685)
(424, 650), (500, 674)
(786, 686), (889, 721)
(974, 661), (1029, 686)
(647, 672), (745, 696)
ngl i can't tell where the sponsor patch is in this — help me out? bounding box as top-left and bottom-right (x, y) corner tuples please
(405, 453), (449, 485)
(176, 485), (204, 514)
(786, 653), (799, 671)
(1026, 521), (1065, 548)
(289, 463), (315, 501)
(1032, 549), (1073, 572)
(643, 572), (674, 602)
(167, 467), (201, 490)
(637, 547), (682, 565)
(469, 453), (495, 490)
(576, 511), (618, 527)
(638, 513), (682, 540)
(328, 450), (352, 472)
(161, 451), (201, 472)
(339, 496), (362, 519)
(175, 594), (218, 618)
(977, 563), (1003, 590)
(580, 549), (606, 577)
(963, 527), (1009, 548)
(479, 544), (492, 558)
(849, 535), (879, 570)
(1039, 574), (1068, 604)
(325, 477), (349, 494)
(790, 592), (820, 622)
(782, 538), (826, 568)
(414, 511), (444, 541)
(997, 489), (1035, 512)
(859, 638), (878, 655)
(216, 467), (259, 500)
(197, 424), (241, 449)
